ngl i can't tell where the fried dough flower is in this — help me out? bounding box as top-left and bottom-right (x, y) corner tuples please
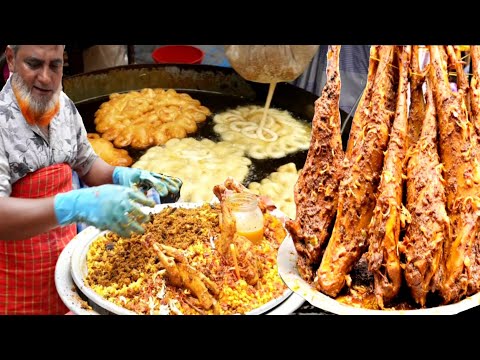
(94, 88), (211, 150)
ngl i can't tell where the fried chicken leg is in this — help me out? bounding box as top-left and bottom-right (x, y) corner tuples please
(316, 46), (398, 297)
(366, 46), (411, 308)
(213, 178), (261, 286)
(401, 74), (450, 307)
(285, 45), (344, 282)
(428, 45), (480, 303)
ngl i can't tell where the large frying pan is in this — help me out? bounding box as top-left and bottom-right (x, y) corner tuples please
(63, 63), (351, 184)
(62, 64), (350, 315)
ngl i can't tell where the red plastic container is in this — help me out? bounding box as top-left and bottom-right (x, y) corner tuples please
(151, 45), (204, 64)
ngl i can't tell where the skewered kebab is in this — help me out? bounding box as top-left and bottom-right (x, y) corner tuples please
(366, 46), (411, 308)
(316, 45), (399, 297)
(285, 45), (344, 282)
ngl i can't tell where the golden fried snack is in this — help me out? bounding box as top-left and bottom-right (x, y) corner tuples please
(248, 163), (300, 220)
(87, 133), (133, 167)
(213, 105), (311, 159)
(94, 88), (211, 150)
(133, 138), (251, 203)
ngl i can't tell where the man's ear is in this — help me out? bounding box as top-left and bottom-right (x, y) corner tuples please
(5, 46), (15, 73)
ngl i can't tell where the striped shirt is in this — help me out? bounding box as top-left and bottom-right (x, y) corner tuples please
(292, 45), (371, 114)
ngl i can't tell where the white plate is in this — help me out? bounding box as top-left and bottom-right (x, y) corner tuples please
(266, 293), (305, 315)
(277, 233), (480, 315)
(56, 230), (302, 315)
(54, 227), (99, 315)
(69, 202), (293, 315)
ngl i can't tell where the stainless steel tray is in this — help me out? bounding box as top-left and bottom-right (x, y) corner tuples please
(278, 233), (480, 315)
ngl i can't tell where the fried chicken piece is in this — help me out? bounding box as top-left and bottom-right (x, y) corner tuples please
(213, 178), (261, 286)
(148, 240), (221, 313)
(218, 198), (260, 285)
(263, 212), (287, 246)
(87, 133), (133, 167)
(400, 73), (450, 307)
(427, 45), (480, 303)
(213, 176), (276, 213)
(366, 46), (411, 308)
(316, 46), (398, 297)
(285, 45), (344, 283)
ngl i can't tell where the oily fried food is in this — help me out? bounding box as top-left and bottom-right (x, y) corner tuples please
(400, 75), (450, 308)
(213, 105), (311, 159)
(285, 45), (344, 283)
(133, 138), (251, 202)
(428, 45), (480, 303)
(365, 46), (411, 308)
(248, 162), (300, 220)
(94, 88), (211, 150)
(317, 46), (398, 298)
(87, 133), (133, 167)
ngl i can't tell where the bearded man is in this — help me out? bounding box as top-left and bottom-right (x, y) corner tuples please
(0, 45), (182, 314)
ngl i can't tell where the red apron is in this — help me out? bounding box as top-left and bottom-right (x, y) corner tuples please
(0, 163), (77, 314)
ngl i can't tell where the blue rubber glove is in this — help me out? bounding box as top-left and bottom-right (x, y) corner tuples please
(112, 167), (182, 203)
(54, 184), (156, 238)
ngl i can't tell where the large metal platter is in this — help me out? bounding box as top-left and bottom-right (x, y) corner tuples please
(69, 202), (292, 315)
(55, 226), (100, 315)
(278, 233), (480, 315)
(55, 229), (304, 315)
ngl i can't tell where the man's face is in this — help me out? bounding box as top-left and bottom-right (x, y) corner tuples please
(6, 45), (64, 126)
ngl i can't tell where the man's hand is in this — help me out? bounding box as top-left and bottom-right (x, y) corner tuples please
(112, 167), (182, 203)
(54, 184), (155, 238)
